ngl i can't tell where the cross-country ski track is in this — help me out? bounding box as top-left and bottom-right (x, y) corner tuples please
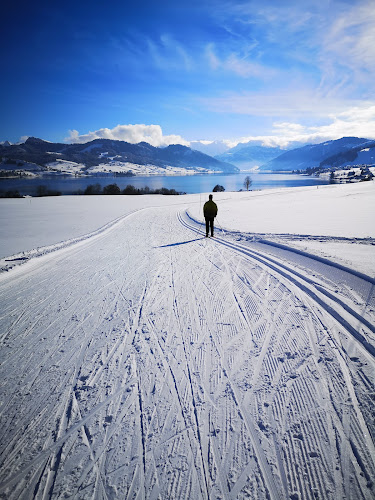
(0, 204), (374, 499)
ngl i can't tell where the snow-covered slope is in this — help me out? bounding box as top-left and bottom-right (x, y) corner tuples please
(0, 183), (374, 499)
(263, 137), (370, 171)
(1, 181), (374, 276)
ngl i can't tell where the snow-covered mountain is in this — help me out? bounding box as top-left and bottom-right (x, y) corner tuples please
(262, 137), (371, 171)
(215, 142), (287, 170)
(2, 136), (374, 175)
(182, 138), (375, 171)
(319, 140), (375, 168)
(0, 137), (238, 174)
(190, 140), (230, 157)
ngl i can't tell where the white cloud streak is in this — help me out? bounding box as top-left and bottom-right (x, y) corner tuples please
(200, 89), (368, 117)
(322, 1), (375, 75)
(66, 124), (190, 147)
(145, 34), (194, 73)
(211, 0), (375, 94)
(205, 43), (275, 79)
(222, 105), (375, 148)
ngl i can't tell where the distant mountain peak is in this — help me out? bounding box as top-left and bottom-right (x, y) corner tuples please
(215, 142), (286, 169)
(25, 137), (49, 144)
(165, 144), (189, 152)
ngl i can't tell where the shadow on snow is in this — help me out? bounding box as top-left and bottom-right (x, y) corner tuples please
(156, 237), (205, 248)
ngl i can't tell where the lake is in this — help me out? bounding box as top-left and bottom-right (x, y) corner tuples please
(0, 172), (330, 196)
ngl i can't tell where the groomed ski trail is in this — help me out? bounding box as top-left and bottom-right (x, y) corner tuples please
(0, 205), (374, 499)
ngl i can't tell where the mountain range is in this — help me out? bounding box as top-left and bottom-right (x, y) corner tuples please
(259, 137), (373, 171)
(319, 139), (375, 169)
(215, 143), (286, 169)
(189, 140), (230, 157)
(1, 136), (374, 175)
(192, 137), (375, 171)
(0, 137), (238, 174)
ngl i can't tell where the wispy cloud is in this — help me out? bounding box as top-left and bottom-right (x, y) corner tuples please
(144, 34), (195, 73)
(66, 124), (189, 147)
(160, 34), (193, 71)
(199, 89), (367, 117)
(210, 0), (374, 96)
(319, 0), (375, 90)
(205, 43), (220, 70)
(205, 44), (276, 79)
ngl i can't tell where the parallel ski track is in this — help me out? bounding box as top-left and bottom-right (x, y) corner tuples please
(178, 211), (375, 362)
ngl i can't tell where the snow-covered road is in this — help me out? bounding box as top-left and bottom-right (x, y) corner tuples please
(0, 204), (374, 499)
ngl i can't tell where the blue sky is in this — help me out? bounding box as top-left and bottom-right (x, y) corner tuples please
(1, 0), (374, 148)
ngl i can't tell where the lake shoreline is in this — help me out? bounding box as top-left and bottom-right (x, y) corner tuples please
(0, 171), (331, 196)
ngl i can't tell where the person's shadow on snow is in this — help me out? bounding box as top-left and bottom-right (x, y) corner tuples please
(155, 237), (205, 248)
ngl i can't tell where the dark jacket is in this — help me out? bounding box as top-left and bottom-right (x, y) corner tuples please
(203, 200), (218, 218)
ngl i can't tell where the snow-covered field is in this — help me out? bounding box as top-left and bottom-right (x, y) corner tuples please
(46, 160), (87, 174)
(86, 162), (212, 176)
(45, 159), (216, 176)
(0, 182), (374, 499)
(1, 181), (374, 276)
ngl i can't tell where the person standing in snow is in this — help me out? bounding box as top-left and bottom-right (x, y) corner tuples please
(203, 194), (218, 237)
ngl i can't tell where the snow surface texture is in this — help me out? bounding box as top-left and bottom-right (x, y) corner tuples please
(0, 182), (374, 499)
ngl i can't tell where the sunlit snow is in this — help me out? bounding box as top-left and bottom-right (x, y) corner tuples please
(0, 182), (374, 499)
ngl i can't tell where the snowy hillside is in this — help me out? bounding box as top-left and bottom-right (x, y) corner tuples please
(263, 137), (370, 171)
(0, 137), (238, 175)
(0, 182), (374, 499)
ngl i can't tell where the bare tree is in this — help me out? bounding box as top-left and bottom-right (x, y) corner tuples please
(243, 175), (252, 191)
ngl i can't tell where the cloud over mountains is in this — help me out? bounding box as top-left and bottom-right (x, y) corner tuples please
(66, 125), (189, 148)
(64, 102), (375, 153)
